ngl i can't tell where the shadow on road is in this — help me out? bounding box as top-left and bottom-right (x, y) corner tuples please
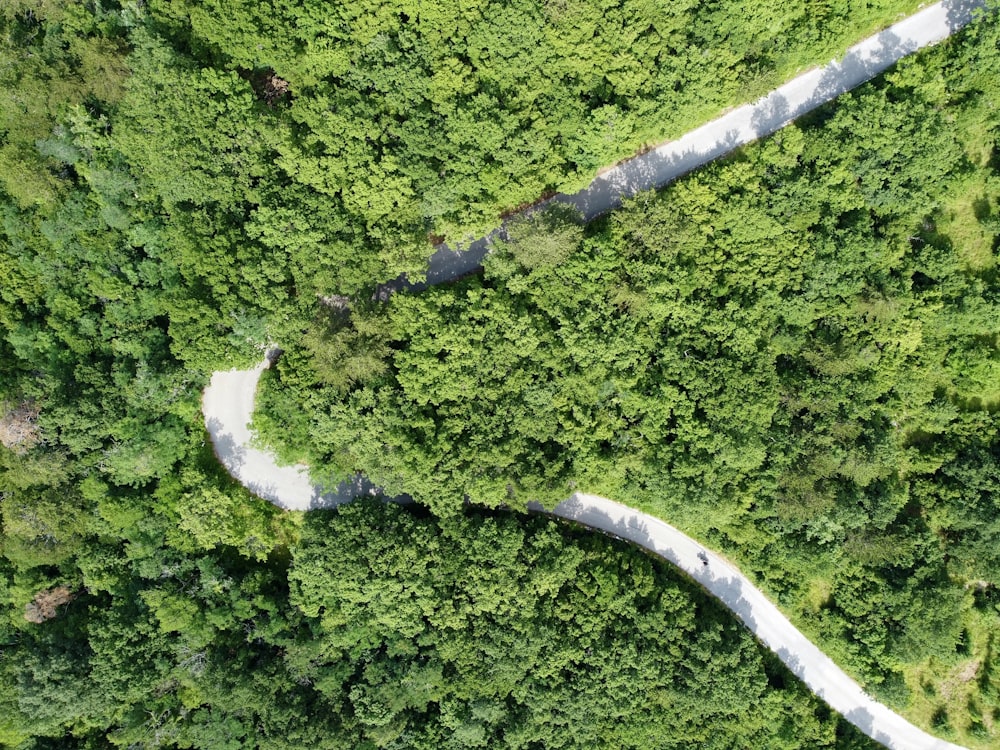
(373, 0), (987, 301)
(845, 705), (895, 750)
(529, 496), (761, 639)
(205, 416), (245, 473)
(946, 0), (988, 29)
(308, 472), (408, 510)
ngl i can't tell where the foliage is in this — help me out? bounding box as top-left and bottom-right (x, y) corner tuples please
(0, 498), (884, 748)
(1, 0), (999, 748)
(263, 12), (1000, 745)
(285, 502), (874, 749)
(0, 0), (128, 206)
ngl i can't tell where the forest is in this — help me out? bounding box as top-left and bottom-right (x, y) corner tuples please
(1, 0), (998, 747)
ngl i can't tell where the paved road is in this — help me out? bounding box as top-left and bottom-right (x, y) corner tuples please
(203, 362), (969, 749)
(202, 353), (382, 510)
(390, 0), (985, 292)
(538, 495), (967, 750)
(203, 3), (985, 747)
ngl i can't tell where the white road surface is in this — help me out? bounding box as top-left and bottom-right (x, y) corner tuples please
(538, 494), (967, 750)
(203, 3), (985, 747)
(397, 0), (986, 290)
(202, 354), (382, 510)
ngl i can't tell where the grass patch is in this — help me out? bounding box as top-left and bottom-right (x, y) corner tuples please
(937, 174), (999, 273)
(805, 576), (833, 612)
(899, 608), (1000, 749)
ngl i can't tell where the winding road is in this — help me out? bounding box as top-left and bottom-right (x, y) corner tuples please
(203, 3), (985, 748)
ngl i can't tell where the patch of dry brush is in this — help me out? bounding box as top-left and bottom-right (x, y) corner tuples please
(0, 400), (40, 454)
(24, 585), (75, 624)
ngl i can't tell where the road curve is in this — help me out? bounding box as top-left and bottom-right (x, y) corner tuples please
(539, 495), (966, 750)
(203, 355), (968, 749)
(202, 353), (383, 510)
(203, 3), (986, 748)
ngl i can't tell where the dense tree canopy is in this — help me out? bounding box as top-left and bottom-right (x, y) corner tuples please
(1, 0), (999, 747)
(259, 7), (1000, 744)
(285, 502), (880, 749)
